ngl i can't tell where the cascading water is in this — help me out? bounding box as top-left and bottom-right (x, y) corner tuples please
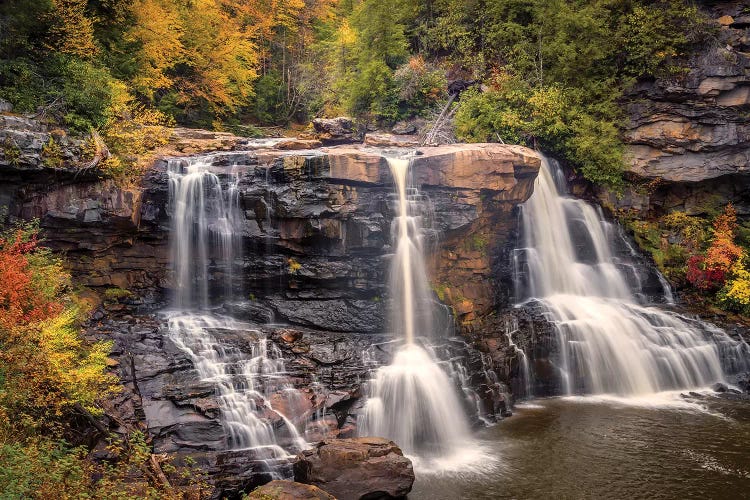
(168, 155), (241, 309)
(166, 154), (305, 457)
(513, 156), (749, 396)
(360, 157), (477, 469)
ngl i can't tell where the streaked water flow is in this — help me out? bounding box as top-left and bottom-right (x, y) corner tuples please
(514, 156), (749, 396)
(359, 157), (480, 470)
(166, 154), (305, 456)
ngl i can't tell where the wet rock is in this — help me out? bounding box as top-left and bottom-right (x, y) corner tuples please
(193, 449), (295, 499)
(248, 480), (336, 500)
(270, 299), (385, 333)
(712, 382), (729, 393)
(223, 301), (276, 324)
(294, 437), (414, 500)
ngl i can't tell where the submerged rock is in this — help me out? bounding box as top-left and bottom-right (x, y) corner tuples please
(293, 437), (414, 500)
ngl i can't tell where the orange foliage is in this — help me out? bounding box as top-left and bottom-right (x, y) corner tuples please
(687, 204), (743, 290)
(0, 230), (62, 331)
(705, 204), (742, 272)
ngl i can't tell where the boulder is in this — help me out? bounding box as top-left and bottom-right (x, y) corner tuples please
(312, 117), (361, 145)
(391, 123), (417, 135)
(293, 437), (414, 500)
(248, 480), (336, 500)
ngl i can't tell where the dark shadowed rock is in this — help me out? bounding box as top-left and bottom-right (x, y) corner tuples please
(312, 117), (361, 145)
(248, 480), (336, 500)
(294, 437), (414, 500)
(390, 122), (417, 135)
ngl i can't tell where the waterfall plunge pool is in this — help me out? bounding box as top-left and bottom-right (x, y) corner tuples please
(410, 394), (750, 499)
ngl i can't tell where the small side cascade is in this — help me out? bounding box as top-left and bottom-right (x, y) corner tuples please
(165, 153), (307, 457)
(512, 155), (750, 396)
(504, 318), (533, 399)
(359, 156), (484, 471)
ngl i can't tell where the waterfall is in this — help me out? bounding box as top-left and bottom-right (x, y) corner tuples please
(166, 154), (305, 457)
(168, 155), (241, 309)
(514, 156), (749, 396)
(360, 157), (476, 469)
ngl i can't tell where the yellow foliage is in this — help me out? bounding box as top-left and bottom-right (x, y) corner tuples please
(38, 308), (118, 415)
(101, 81), (173, 182)
(721, 257), (750, 314)
(662, 211), (706, 249)
(178, 0), (260, 114)
(47, 0), (98, 59)
(126, 0), (186, 97)
(288, 257), (302, 274)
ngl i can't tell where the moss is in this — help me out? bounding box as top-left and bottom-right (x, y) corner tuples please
(103, 287), (132, 303)
(466, 233), (488, 254)
(432, 282), (449, 302)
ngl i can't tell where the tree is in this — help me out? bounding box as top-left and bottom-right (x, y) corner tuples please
(126, 0), (185, 98)
(47, 0), (98, 59)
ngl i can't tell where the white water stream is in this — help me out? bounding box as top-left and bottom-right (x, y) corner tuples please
(166, 154), (305, 457)
(514, 156), (749, 396)
(360, 157), (483, 471)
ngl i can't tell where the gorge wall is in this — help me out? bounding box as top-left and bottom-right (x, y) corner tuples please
(597, 2), (750, 222)
(0, 126), (540, 494)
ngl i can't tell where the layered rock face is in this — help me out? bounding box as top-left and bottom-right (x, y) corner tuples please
(1, 132), (539, 495)
(603, 1), (750, 219)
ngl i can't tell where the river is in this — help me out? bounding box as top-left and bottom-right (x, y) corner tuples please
(411, 394), (750, 499)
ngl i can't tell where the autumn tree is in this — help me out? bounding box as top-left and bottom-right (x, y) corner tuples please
(47, 0), (98, 59)
(687, 205), (744, 290)
(126, 0), (185, 98)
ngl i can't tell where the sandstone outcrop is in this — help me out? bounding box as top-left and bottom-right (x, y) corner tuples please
(293, 438), (414, 500)
(248, 480), (336, 500)
(607, 1), (750, 222)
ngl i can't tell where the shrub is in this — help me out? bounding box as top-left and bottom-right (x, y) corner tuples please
(454, 72), (623, 188)
(41, 137), (64, 168)
(393, 56), (447, 117)
(685, 205), (743, 292)
(0, 222), (115, 430)
(2, 138), (22, 166)
(718, 258), (750, 315)
(100, 81), (173, 183)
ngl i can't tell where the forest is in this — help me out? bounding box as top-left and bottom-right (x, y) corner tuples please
(1, 0), (710, 185)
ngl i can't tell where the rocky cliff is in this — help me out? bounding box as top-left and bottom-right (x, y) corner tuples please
(0, 127), (540, 496)
(599, 1), (750, 220)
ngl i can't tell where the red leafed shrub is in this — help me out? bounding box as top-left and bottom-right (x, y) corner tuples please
(686, 204), (743, 291)
(0, 227), (62, 330)
(686, 255), (727, 290)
